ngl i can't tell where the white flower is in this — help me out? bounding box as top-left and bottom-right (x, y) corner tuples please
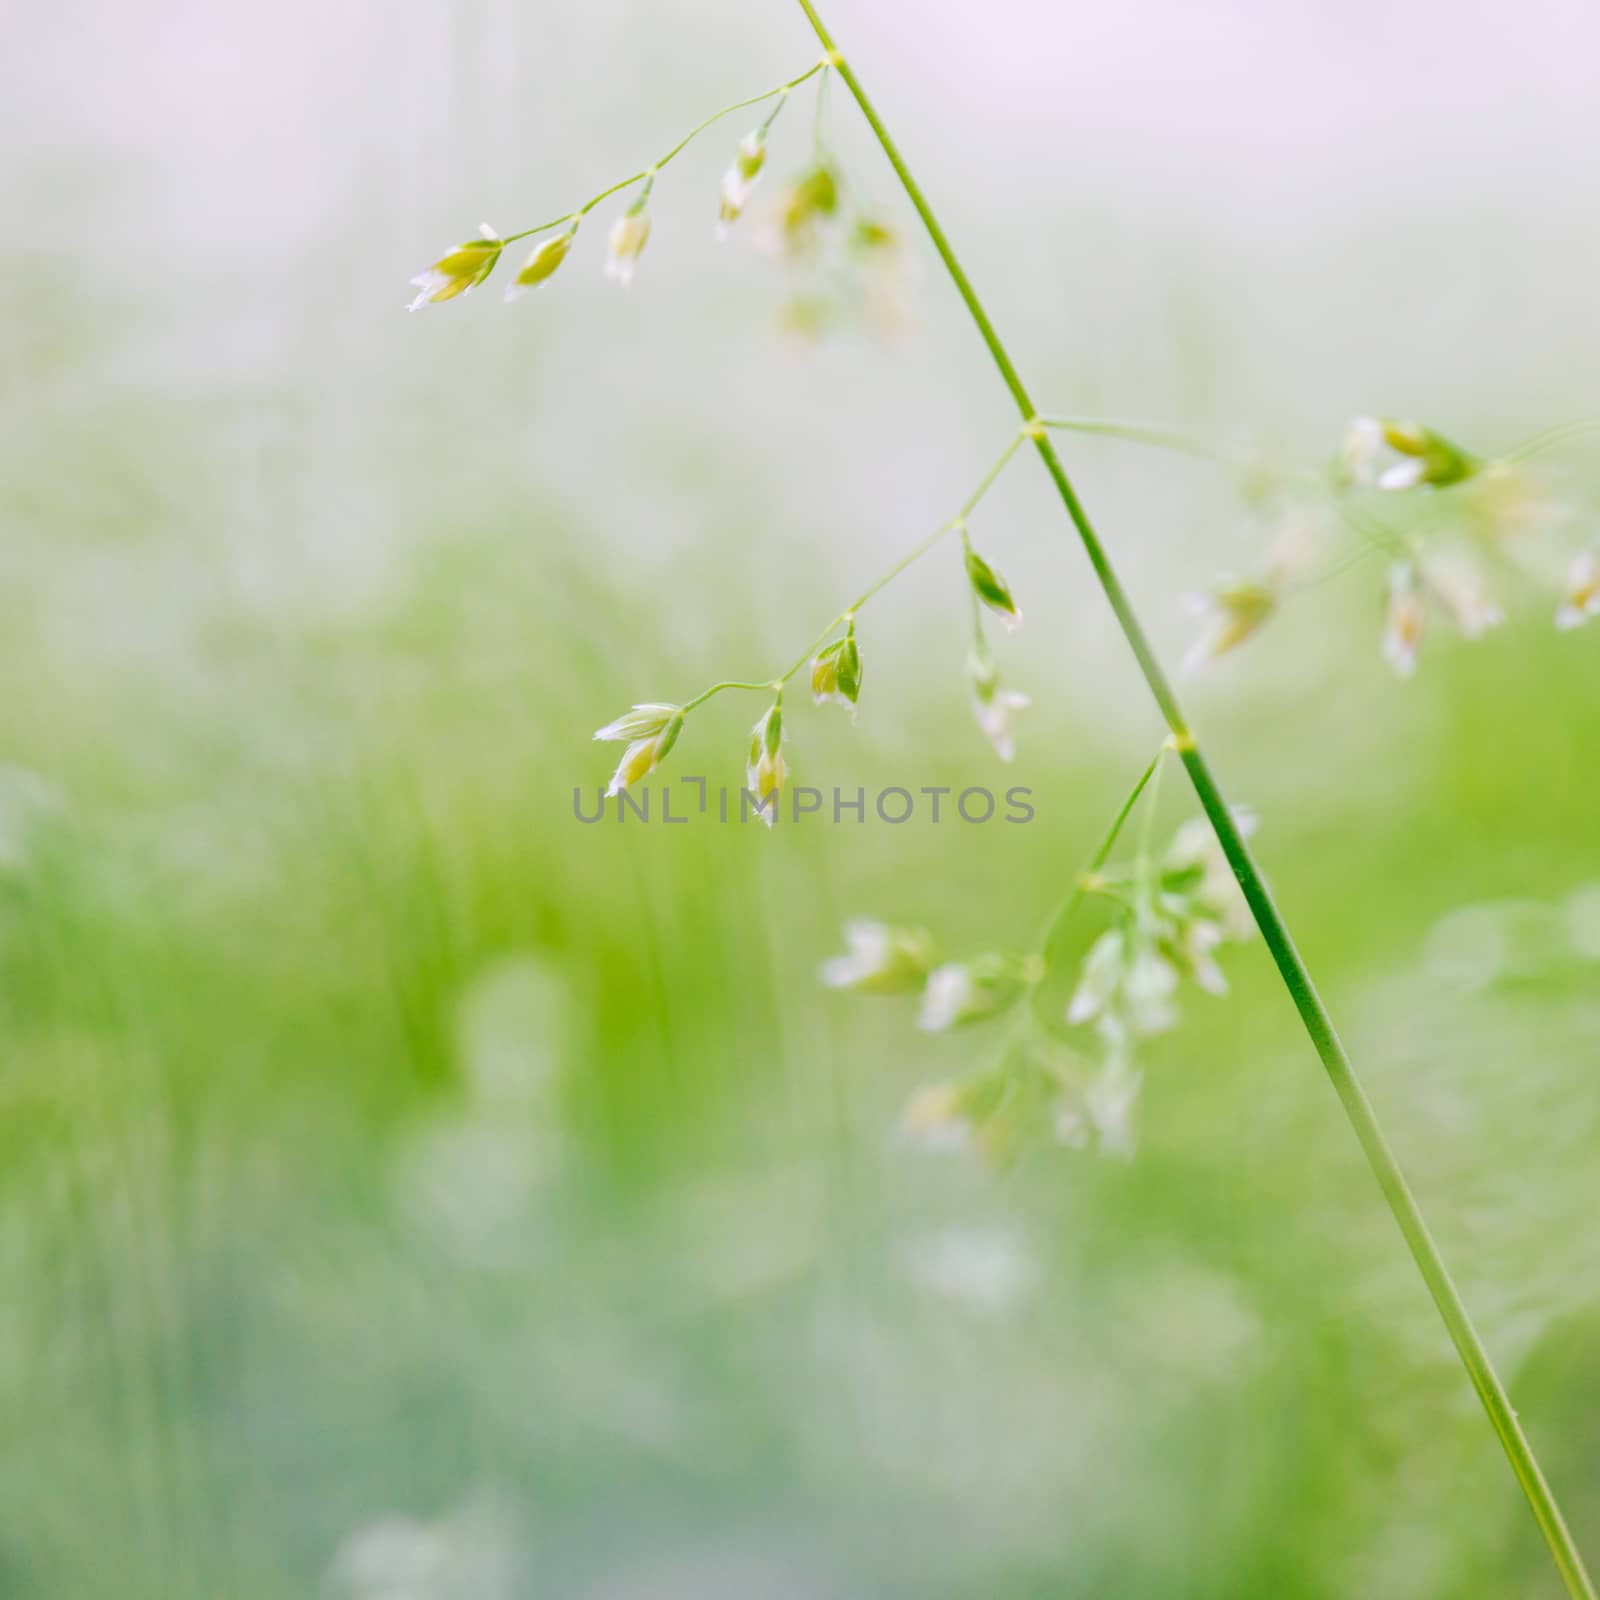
(1556, 548), (1600, 631)
(604, 206), (652, 284)
(1380, 456), (1426, 491)
(810, 629), (862, 709)
(968, 644), (1028, 762)
(1167, 809), (1258, 940)
(1180, 918), (1228, 996)
(605, 734), (677, 797)
(974, 687), (1029, 762)
(505, 228), (574, 300)
(1066, 930), (1124, 1026)
(767, 165), (841, 260)
(1111, 940), (1179, 1037)
(717, 130), (768, 236)
(918, 964), (976, 1031)
(407, 224), (503, 311)
(1068, 916), (1209, 1041)
(1383, 562), (1426, 677)
(593, 703), (683, 797)
(1342, 416), (1406, 488)
(718, 168), (754, 233)
(1182, 578), (1277, 674)
(1341, 416), (1476, 492)
(592, 702), (681, 743)
(1084, 1061), (1143, 1159)
(917, 955), (1032, 1031)
(818, 919), (934, 993)
(745, 704), (786, 827)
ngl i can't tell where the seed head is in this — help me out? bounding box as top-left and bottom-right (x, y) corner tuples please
(850, 217), (913, 334)
(964, 543), (1023, 631)
(917, 954), (1034, 1032)
(604, 202), (652, 285)
(1556, 548), (1600, 631)
(1340, 416), (1479, 492)
(771, 164), (840, 257)
(1082, 1061), (1143, 1159)
(1165, 808), (1258, 941)
(1066, 927), (1181, 1040)
(1066, 930), (1130, 1027)
(593, 703), (683, 797)
(967, 642), (1028, 763)
(818, 919), (936, 993)
(1382, 562), (1426, 677)
(1182, 577), (1277, 673)
(407, 226), (504, 311)
(810, 623), (863, 709)
(852, 217), (899, 254)
(506, 227), (575, 300)
(593, 702), (681, 743)
(717, 129), (769, 236)
(745, 702), (787, 827)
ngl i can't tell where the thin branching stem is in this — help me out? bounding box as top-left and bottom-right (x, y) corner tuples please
(1031, 745), (1167, 972)
(792, 1), (1596, 1591)
(499, 60), (828, 246)
(1041, 413), (1417, 565)
(683, 428), (1027, 712)
(1040, 415), (1232, 463)
(681, 679), (780, 713)
(1505, 416), (1600, 464)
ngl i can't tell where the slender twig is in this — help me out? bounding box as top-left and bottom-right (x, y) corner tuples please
(1031, 745), (1166, 971)
(1505, 416), (1600, 465)
(1039, 415), (1233, 463)
(498, 60), (828, 246)
(792, 2), (1595, 1591)
(684, 428), (1027, 711)
(681, 679), (779, 713)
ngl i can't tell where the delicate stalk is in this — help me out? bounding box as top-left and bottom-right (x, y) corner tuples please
(1040, 415), (1232, 463)
(681, 679), (780, 712)
(499, 60), (828, 245)
(1032, 745), (1166, 971)
(812, 63), (833, 159)
(674, 427), (1025, 713)
(1504, 416), (1600, 464)
(792, 2), (1595, 1591)
(688, 429), (1025, 699)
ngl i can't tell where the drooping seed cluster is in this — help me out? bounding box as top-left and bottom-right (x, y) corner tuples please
(1182, 416), (1600, 679)
(818, 769), (1258, 1164)
(405, 58), (904, 338)
(588, 472), (1031, 819)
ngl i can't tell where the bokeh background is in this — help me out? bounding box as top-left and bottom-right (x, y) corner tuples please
(4, 0), (1599, 1594)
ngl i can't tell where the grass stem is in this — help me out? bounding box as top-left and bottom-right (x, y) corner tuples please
(791, 2), (1597, 1590)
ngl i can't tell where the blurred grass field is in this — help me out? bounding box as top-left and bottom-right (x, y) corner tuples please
(3, 0), (1600, 1594)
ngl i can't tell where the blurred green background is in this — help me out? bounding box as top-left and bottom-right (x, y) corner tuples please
(3, 0), (1599, 1594)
